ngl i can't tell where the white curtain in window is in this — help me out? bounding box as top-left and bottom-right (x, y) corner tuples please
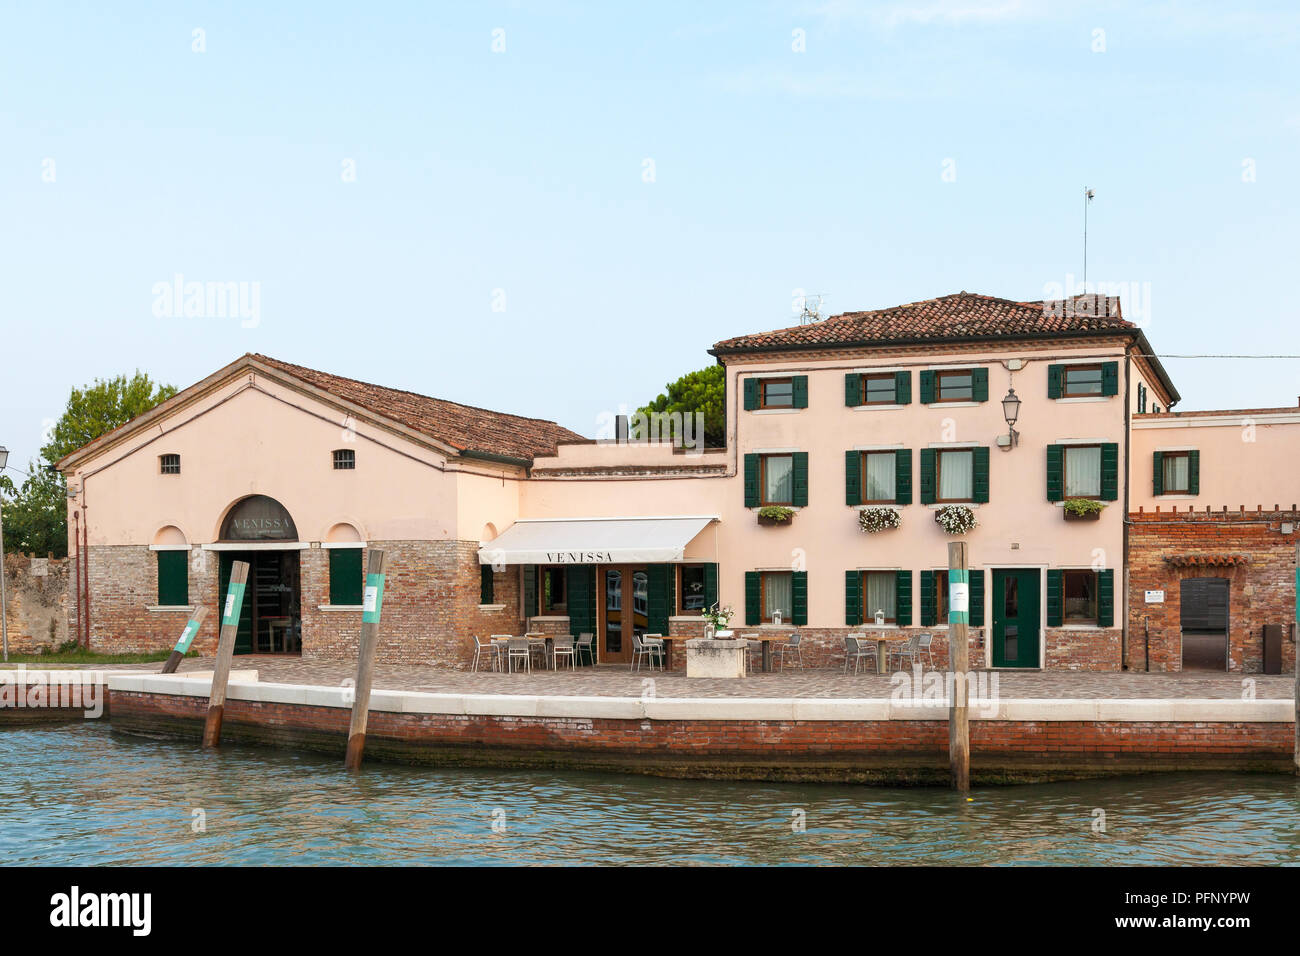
(1065, 446), (1101, 497)
(938, 450), (973, 500)
(864, 453), (896, 501)
(764, 573), (792, 620)
(764, 456), (793, 503)
(864, 572), (896, 621)
(1162, 454), (1188, 491)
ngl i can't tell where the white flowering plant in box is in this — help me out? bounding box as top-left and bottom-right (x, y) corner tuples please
(858, 506), (902, 534)
(935, 504), (978, 535)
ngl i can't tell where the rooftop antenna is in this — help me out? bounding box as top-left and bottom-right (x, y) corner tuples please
(1083, 187), (1096, 287)
(799, 293), (826, 324)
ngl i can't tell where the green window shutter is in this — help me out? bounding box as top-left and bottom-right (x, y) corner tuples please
(743, 379), (759, 411)
(844, 373), (862, 407)
(479, 564), (494, 605)
(1152, 451), (1164, 496)
(973, 446), (990, 503)
(1138, 383), (1147, 413)
(919, 570), (936, 627)
(895, 570), (912, 626)
(1100, 443), (1119, 501)
(1047, 364), (1064, 399)
(919, 448), (936, 505)
(845, 450), (862, 506)
(792, 571), (808, 626)
(328, 547), (363, 606)
(895, 449), (912, 505)
(971, 367), (989, 403)
(1046, 570), (1063, 627)
(1098, 569), (1115, 627)
(1188, 450), (1200, 495)
(844, 570), (861, 626)
(792, 375), (809, 409)
(745, 571), (761, 626)
(743, 454), (759, 507)
(646, 564), (672, 634)
(894, 371), (911, 405)
(157, 550), (189, 606)
(969, 570), (985, 628)
(1101, 361), (1119, 396)
(1046, 444), (1064, 501)
(704, 563), (719, 611)
(523, 564), (538, 618)
(566, 565), (596, 637)
(792, 452), (809, 507)
(919, 370), (936, 404)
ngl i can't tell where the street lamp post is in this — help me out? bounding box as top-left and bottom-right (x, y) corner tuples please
(0, 444), (9, 662)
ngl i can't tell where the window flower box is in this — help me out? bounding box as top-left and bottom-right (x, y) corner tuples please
(757, 506), (795, 526)
(935, 505), (978, 535)
(1063, 498), (1105, 521)
(859, 507), (902, 534)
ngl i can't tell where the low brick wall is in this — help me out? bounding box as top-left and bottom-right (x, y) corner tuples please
(2, 553), (70, 653)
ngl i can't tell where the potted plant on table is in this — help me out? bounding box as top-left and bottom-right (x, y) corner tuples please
(757, 505), (795, 526)
(1063, 497), (1105, 522)
(935, 504), (978, 535)
(702, 603), (735, 639)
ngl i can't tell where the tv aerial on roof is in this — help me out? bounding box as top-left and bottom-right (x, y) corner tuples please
(799, 293), (826, 324)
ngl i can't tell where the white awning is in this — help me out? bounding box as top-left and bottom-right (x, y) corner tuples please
(479, 516), (716, 566)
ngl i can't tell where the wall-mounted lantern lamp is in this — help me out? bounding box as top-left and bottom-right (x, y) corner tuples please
(1000, 388), (1022, 448)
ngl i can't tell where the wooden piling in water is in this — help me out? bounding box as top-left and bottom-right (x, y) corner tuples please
(948, 541), (970, 791)
(344, 549), (387, 771)
(161, 606), (208, 674)
(202, 560), (248, 748)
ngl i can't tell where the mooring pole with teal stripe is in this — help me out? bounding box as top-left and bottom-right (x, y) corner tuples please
(161, 605), (209, 674)
(345, 549), (387, 771)
(202, 560), (249, 748)
(947, 541), (970, 791)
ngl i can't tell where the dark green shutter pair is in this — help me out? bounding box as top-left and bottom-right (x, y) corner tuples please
(918, 368), (988, 404)
(918, 447), (988, 504)
(1151, 450), (1200, 496)
(1046, 362), (1120, 398)
(746, 570), (807, 626)
(842, 570), (911, 625)
(743, 453), (808, 507)
(744, 376), (808, 410)
(329, 548), (364, 606)
(917, 569), (984, 626)
(1046, 569), (1114, 627)
(1045, 443), (1119, 501)
(157, 550), (189, 606)
(646, 564), (674, 634)
(844, 371), (911, 406)
(844, 449), (912, 505)
(566, 565), (597, 638)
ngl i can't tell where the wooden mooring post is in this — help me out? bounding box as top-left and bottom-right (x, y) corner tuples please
(344, 549), (387, 771)
(1294, 542), (1299, 775)
(161, 605), (208, 674)
(202, 560), (248, 748)
(947, 541), (970, 791)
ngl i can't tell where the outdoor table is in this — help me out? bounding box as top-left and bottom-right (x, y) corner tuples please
(864, 630), (911, 674)
(746, 632), (790, 673)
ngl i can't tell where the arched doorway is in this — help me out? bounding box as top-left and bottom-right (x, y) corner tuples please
(1180, 576), (1229, 671)
(217, 495), (302, 655)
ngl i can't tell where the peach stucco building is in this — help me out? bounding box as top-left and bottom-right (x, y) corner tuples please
(57, 292), (1299, 672)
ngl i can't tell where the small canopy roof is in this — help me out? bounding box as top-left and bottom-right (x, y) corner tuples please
(479, 516), (716, 566)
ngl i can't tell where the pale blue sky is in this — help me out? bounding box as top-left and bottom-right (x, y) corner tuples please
(2, 1), (1298, 472)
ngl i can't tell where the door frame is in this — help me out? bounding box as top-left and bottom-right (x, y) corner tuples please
(598, 564), (649, 664)
(990, 567), (1043, 669)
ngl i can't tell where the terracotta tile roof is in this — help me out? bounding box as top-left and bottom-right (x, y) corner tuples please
(1164, 554), (1250, 567)
(253, 354), (585, 461)
(710, 291), (1135, 355)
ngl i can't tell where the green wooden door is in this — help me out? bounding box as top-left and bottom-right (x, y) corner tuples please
(991, 569), (1040, 668)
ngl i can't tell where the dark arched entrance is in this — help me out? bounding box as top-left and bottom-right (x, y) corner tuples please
(217, 495), (302, 655)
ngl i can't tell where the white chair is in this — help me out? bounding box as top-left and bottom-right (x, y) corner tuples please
(471, 635), (502, 673)
(575, 632), (595, 666)
(631, 633), (664, 671)
(552, 633), (577, 670)
(506, 636), (532, 673)
(776, 632), (803, 670)
(643, 633), (667, 670)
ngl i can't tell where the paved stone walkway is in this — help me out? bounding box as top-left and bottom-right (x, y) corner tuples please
(54, 656), (1296, 699)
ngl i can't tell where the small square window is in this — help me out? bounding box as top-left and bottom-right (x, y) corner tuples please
(859, 571), (897, 624)
(1161, 451), (1191, 494)
(760, 379), (794, 408)
(1063, 365), (1104, 397)
(1063, 570), (1098, 624)
(936, 370), (974, 402)
(160, 454), (180, 475)
(679, 564), (707, 614)
(333, 449), (355, 470)
(861, 374), (897, 405)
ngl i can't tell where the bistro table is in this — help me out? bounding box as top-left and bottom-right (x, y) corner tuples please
(861, 629), (911, 675)
(745, 632), (791, 674)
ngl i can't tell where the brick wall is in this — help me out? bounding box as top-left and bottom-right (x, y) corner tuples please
(82, 545), (218, 654)
(1127, 509), (1298, 673)
(2, 553), (70, 653)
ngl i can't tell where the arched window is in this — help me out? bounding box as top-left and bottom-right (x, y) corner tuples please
(219, 495), (298, 542)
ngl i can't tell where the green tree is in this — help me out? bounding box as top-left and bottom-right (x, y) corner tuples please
(2, 371), (177, 555)
(637, 365), (725, 448)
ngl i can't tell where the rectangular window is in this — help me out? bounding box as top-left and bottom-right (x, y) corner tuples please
(157, 550), (189, 605)
(480, 564), (494, 605)
(1063, 570), (1098, 624)
(328, 548), (364, 605)
(1161, 451), (1191, 494)
(861, 374), (897, 405)
(678, 564), (706, 614)
(333, 449), (355, 470)
(760, 571), (793, 623)
(861, 451), (897, 503)
(1063, 444), (1102, 498)
(160, 454), (180, 475)
(760, 453), (794, 505)
(759, 378), (794, 408)
(936, 449), (974, 502)
(1063, 365), (1104, 397)
(542, 566), (567, 613)
(936, 370), (974, 402)
(860, 571), (897, 623)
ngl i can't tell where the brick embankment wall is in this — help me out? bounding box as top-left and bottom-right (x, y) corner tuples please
(1127, 509), (1298, 673)
(2, 553), (70, 653)
(108, 690), (1295, 783)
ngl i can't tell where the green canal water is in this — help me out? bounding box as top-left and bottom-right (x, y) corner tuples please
(3, 723), (1299, 865)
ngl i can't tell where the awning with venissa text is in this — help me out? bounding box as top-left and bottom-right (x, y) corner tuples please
(479, 516), (716, 565)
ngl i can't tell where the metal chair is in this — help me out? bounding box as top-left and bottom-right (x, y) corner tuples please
(552, 633), (577, 670)
(844, 634), (877, 675)
(739, 632), (760, 673)
(891, 633), (922, 670)
(506, 636), (532, 673)
(526, 632), (548, 668)
(916, 632), (935, 668)
(472, 635), (502, 673)
(631, 633), (664, 672)
(776, 632), (803, 670)
(643, 633), (667, 671)
(575, 632), (595, 666)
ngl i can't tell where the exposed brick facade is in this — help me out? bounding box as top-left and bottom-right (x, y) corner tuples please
(2, 553), (70, 653)
(1127, 509), (1298, 673)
